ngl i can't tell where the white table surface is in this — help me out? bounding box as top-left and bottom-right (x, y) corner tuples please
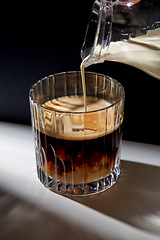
(0, 122), (160, 240)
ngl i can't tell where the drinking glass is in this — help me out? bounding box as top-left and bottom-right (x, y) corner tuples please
(29, 71), (125, 195)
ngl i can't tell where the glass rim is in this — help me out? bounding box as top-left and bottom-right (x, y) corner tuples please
(29, 71), (125, 114)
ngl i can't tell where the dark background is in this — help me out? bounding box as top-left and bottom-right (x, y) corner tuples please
(1, 1), (160, 145)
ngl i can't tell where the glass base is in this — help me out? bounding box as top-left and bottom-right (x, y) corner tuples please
(37, 160), (121, 196)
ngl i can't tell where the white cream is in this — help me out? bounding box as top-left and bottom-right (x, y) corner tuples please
(82, 28), (160, 80)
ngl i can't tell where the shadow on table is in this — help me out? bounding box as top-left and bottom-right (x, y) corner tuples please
(69, 160), (160, 237)
(0, 190), (91, 240)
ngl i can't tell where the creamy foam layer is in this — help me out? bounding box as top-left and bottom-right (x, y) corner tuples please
(43, 96), (111, 112)
(39, 96), (122, 140)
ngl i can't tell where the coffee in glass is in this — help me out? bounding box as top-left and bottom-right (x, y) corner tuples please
(29, 71), (125, 195)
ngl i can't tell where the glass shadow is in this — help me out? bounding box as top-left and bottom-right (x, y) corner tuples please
(68, 160), (160, 237)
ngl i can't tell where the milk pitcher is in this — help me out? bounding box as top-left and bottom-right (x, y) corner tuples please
(81, 0), (160, 79)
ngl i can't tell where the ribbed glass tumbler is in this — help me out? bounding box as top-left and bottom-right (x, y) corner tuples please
(29, 71), (125, 195)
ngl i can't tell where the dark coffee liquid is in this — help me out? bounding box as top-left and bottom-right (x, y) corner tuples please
(38, 125), (122, 184)
(36, 95), (123, 184)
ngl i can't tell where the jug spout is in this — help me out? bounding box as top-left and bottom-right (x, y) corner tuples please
(81, 0), (112, 67)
